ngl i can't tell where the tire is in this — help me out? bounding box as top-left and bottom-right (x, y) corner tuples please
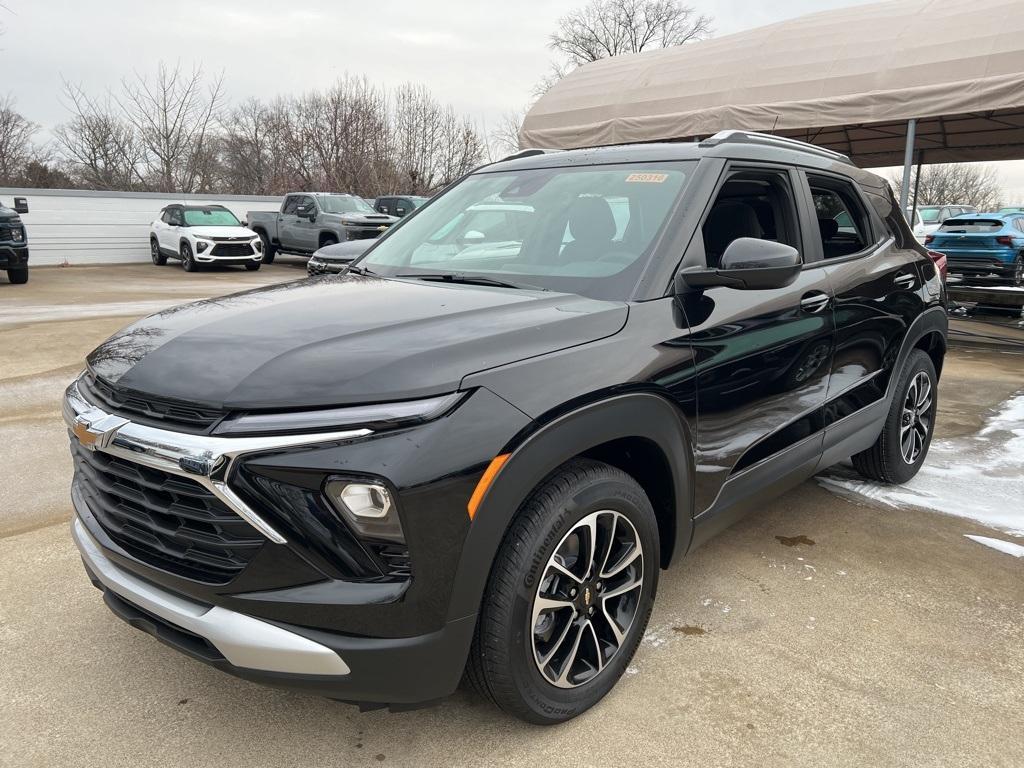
(7, 267), (28, 284)
(150, 238), (167, 265)
(180, 241), (198, 272)
(320, 235), (339, 249)
(245, 262), (261, 271)
(852, 349), (937, 484)
(467, 458), (659, 724)
(258, 231), (276, 264)
(1009, 254), (1024, 288)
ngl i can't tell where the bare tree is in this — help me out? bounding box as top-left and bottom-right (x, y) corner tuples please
(0, 94), (41, 185)
(116, 62), (226, 192)
(891, 164), (1004, 212)
(54, 81), (146, 190)
(540, 0), (712, 94)
(488, 109), (527, 158)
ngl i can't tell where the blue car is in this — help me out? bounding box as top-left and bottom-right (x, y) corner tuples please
(926, 213), (1024, 285)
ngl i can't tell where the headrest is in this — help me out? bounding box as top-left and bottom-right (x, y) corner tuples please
(817, 217), (840, 240)
(705, 201), (763, 256)
(568, 196), (616, 243)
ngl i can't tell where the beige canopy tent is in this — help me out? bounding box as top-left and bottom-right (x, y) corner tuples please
(520, 0), (1024, 210)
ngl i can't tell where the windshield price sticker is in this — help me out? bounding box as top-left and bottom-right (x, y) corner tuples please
(625, 173), (669, 183)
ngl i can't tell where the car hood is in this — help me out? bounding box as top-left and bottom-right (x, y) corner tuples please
(87, 276), (628, 410)
(312, 240), (372, 262)
(325, 212), (399, 227)
(187, 225), (258, 238)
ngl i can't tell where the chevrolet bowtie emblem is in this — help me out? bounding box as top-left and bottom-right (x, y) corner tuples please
(71, 413), (129, 451)
(377, 225), (388, 231)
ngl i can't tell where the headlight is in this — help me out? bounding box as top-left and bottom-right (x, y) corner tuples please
(212, 392), (466, 436)
(195, 239), (210, 253)
(324, 479), (404, 542)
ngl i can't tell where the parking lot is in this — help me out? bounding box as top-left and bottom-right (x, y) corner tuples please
(0, 264), (1020, 767)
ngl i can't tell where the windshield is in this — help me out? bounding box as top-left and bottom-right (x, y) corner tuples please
(318, 195), (376, 214)
(356, 162), (693, 300)
(919, 207), (942, 223)
(183, 208), (240, 227)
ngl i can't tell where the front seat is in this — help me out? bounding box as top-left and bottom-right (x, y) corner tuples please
(559, 196), (617, 263)
(703, 201), (763, 267)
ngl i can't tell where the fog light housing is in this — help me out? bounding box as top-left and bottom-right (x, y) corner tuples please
(324, 479), (405, 542)
(253, 238), (262, 251)
(196, 240), (209, 253)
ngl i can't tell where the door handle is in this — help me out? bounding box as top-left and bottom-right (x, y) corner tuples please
(800, 292), (831, 313)
(893, 273), (916, 288)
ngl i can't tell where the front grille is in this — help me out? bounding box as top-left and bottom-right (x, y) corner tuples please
(81, 374), (224, 432)
(347, 228), (384, 240)
(210, 242), (255, 258)
(72, 439), (264, 583)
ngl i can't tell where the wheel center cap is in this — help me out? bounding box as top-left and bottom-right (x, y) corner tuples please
(583, 586), (592, 607)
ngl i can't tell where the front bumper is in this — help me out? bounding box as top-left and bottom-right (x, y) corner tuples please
(0, 244), (29, 268)
(63, 378), (528, 704)
(73, 512), (476, 704)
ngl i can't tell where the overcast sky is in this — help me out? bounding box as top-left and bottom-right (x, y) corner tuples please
(2, 0), (1023, 199)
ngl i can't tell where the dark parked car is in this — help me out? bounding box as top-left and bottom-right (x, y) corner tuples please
(375, 195), (428, 217)
(1, 196), (30, 284)
(926, 213), (1024, 285)
(65, 131), (946, 724)
(307, 240), (374, 275)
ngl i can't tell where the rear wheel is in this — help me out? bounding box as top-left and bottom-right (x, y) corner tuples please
(180, 241), (198, 272)
(258, 231), (276, 264)
(7, 267), (28, 284)
(150, 238), (167, 265)
(852, 349), (937, 484)
(467, 458), (658, 724)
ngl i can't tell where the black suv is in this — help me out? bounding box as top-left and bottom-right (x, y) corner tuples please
(1, 196), (30, 284)
(65, 132), (946, 723)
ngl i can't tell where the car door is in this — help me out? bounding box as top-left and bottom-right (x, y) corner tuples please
(799, 170), (926, 464)
(277, 195), (301, 250)
(160, 207), (182, 252)
(289, 195), (320, 252)
(672, 164), (835, 519)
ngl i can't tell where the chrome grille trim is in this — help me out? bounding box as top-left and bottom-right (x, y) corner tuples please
(64, 378), (373, 545)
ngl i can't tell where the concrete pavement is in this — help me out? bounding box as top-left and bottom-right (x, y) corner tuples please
(1, 264), (1021, 767)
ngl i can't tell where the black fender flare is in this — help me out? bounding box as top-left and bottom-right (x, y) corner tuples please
(884, 305), (947, 405)
(445, 392), (694, 623)
(319, 229), (341, 246)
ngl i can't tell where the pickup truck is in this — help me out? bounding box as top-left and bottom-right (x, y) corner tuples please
(247, 193), (398, 263)
(0, 196), (30, 285)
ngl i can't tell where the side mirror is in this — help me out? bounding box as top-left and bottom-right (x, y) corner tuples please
(14, 197), (28, 214)
(677, 238), (801, 292)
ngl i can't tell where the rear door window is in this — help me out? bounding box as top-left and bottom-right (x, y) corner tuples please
(807, 175), (872, 259)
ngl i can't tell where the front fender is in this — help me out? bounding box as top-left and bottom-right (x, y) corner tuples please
(445, 392), (694, 623)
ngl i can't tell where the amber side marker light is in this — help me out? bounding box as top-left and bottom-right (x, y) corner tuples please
(467, 454), (510, 520)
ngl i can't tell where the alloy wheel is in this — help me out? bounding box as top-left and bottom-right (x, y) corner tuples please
(150, 240), (160, 264)
(900, 371), (933, 464)
(531, 510), (643, 689)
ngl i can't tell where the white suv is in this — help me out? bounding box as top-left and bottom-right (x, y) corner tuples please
(150, 204), (263, 272)
(910, 204), (978, 242)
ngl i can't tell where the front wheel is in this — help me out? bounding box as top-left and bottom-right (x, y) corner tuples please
(7, 267), (28, 284)
(245, 261), (261, 271)
(852, 349), (937, 484)
(180, 242), (198, 272)
(258, 232), (276, 264)
(467, 458), (658, 724)
(1010, 254), (1024, 288)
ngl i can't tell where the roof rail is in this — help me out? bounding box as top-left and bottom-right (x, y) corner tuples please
(699, 130), (853, 164)
(499, 148), (562, 162)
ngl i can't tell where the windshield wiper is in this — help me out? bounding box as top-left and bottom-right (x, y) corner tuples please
(395, 273), (547, 291)
(345, 264), (378, 276)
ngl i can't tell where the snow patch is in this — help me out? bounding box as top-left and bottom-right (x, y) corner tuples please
(818, 393), (1024, 535)
(964, 535), (1024, 558)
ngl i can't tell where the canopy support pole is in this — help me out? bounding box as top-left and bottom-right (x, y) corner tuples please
(911, 151), (923, 218)
(899, 118), (917, 215)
